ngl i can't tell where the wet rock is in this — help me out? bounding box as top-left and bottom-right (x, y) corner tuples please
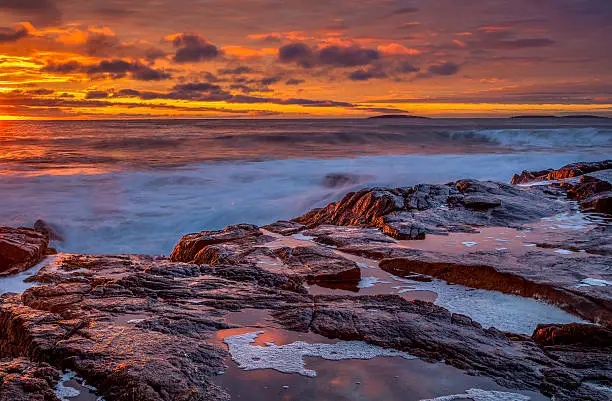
(581, 191), (612, 214)
(511, 160), (612, 184)
(273, 245), (361, 286)
(534, 225), (612, 256)
(532, 324), (612, 400)
(261, 220), (305, 236)
(294, 187), (407, 228)
(295, 180), (569, 239)
(462, 195), (502, 210)
(380, 248), (612, 327)
(0, 255), (311, 401)
(0, 252), (608, 400)
(567, 175), (612, 201)
(33, 220), (64, 243)
(0, 358), (60, 401)
(274, 295), (608, 400)
(170, 224), (264, 263)
(302, 225), (396, 248)
(533, 323), (612, 347)
(0, 227), (49, 276)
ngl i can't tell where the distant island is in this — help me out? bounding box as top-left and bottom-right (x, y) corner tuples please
(368, 114), (431, 119)
(510, 115), (609, 119)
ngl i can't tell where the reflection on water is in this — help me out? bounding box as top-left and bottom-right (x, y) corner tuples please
(213, 310), (548, 401)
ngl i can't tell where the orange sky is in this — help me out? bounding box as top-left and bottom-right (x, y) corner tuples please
(0, 0), (611, 119)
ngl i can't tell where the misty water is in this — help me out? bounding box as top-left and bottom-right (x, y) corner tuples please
(1, 117), (611, 254)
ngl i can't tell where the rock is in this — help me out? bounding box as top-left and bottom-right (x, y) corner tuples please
(581, 191), (612, 214)
(261, 220), (305, 236)
(294, 179), (569, 239)
(294, 187), (407, 228)
(510, 160), (612, 184)
(33, 220), (64, 243)
(567, 175), (612, 201)
(170, 224), (264, 263)
(379, 248), (612, 327)
(0, 250), (607, 400)
(462, 195), (502, 210)
(532, 323), (612, 347)
(273, 245), (361, 286)
(274, 295), (610, 400)
(0, 358), (60, 401)
(0, 227), (49, 276)
(510, 169), (554, 185)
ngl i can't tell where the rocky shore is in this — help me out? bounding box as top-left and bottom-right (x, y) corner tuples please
(0, 160), (611, 401)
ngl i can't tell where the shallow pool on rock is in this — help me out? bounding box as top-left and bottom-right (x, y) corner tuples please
(212, 311), (549, 401)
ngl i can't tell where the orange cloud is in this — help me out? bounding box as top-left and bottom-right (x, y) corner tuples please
(377, 43), (421, 56)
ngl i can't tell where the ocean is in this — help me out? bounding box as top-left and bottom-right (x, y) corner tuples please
(1, 117), (611, 254)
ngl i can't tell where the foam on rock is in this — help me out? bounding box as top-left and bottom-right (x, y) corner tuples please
(420, 388), (531, 401)
(223, 330), (415, 377)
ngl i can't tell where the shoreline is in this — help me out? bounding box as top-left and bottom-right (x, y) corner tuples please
(0, 160), (611, 400)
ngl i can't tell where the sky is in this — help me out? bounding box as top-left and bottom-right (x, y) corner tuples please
(0, 0), (611, 119)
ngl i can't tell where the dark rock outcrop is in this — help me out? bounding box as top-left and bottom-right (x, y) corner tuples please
(0, 227), (48, 276)
(295, 180), (569, 239)
(0, 254), (609, 400)
(33, 220), (64, 243)
(0, 358), (60, 401)
(511, 160), (612, 185)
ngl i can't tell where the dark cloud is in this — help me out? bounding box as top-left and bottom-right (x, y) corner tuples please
(171, 34), (221, 63)
(42, 59), (171, 81)
(466, 27), (556, 51)
(0, 26), (28, 43)
(112, 83), (359, 109)
(85, 90), (109, 99)
(492, 38), (555, 49)
(25, 88), (54, 95)
(0, 0), (61, 25)
(42, 61), (83, 73)
(278, 43), (313, 67)
(260, 76), (281, 85)
(218, 66), (253, 75)
(395, 62), (419, 73)
(428, 62), (460, 76)
(278, 98), (354, 107)
(318, 46), (380, 67)
(390, 7), (419, 15)
(279, 43), (380, 68)
(285, 78), (304, 85)
(348, 67), (386, 81)
(89, 60), (172, 81)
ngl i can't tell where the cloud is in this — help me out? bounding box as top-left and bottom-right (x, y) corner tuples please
(0, 0), (61, 26)
(377, 43), (421, 56)
(218, 66), (254, 75)
(42, 60), (83, 73)
(466, 26), (556, 51)
(170, 33), (221, 63)
(85, 90), (109, 99)
(112, 82), (361, 110)
(348, 67), (386, 81)
(285, 78), (304, 85)
(390, 7), (419, 16)
(278, 43), (380, 68)
(428, 62), (460, 76)
(278, 43), (313, 67)
(42, 59), (172, 81)
(0, 25), (28, 43)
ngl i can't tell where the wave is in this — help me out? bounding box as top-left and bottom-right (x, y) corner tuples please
(446, 128), (612, 150)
